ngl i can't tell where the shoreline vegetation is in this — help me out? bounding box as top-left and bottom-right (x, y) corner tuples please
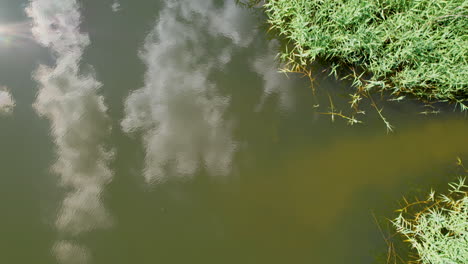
(371, 159), (467, 263)
(241, 0), (467, 128)
(391, 176), (468, 264)
(237, 1), (468, 260)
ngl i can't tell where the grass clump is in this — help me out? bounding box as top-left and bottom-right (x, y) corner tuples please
(263, 0), (468, 108)
(392, 177), (468, 264)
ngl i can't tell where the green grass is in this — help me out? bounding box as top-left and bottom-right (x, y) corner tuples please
(261, 0), (468, 108)
(392, 177), (467, 264)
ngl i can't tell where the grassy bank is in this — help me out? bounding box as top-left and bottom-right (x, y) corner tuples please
(392, 177), (467, 264)
(261, 0), (468, 108)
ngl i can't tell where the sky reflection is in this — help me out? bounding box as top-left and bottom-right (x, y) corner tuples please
(0, 0), (464, 263)
(27, 0), (113, 262)
(0, 22), (33, 47)
(0, 87), (15, 114)
(121, 0), (296, 183)
(121, 0), (255, 183)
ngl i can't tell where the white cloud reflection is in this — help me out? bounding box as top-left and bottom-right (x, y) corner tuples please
(111, 1), (121, 12)
(27, 0), (113, 262)
(251, 40), (295, 111)
(53, 241), (91, 264)
(122, 0), (259, 183)
(122, 0), (298, 183)
(0, 87), (15, 114)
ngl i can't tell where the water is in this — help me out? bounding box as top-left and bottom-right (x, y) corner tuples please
(0, 0), (467, 263)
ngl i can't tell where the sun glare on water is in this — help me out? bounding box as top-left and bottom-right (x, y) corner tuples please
(0, 22), (32, 47)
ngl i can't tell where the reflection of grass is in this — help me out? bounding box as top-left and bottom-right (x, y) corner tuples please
(392, 175), (468, 264)
(261, 0), (468, 109)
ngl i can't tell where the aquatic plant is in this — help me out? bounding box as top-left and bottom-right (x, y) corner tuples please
(261, 0), (468, 109)
(392, 177), (468, 264)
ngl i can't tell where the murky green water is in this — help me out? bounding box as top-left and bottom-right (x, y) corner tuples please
(0, 0), (467, 263)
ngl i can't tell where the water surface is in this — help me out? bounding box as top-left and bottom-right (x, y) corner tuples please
(0, 0), (467, 263)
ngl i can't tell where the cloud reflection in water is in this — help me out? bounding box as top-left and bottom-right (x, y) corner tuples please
(27, 0), (113, 262)
(0, 87), (15, 114)
(53, 241), (91, 264)
(121, 0), (259, 183)
(251, 40), (295, 111)
(122, 0), (296, 183)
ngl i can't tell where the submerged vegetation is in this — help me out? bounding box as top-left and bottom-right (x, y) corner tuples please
(257, 0), (468, 111)
(392, 177), (468, 264)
